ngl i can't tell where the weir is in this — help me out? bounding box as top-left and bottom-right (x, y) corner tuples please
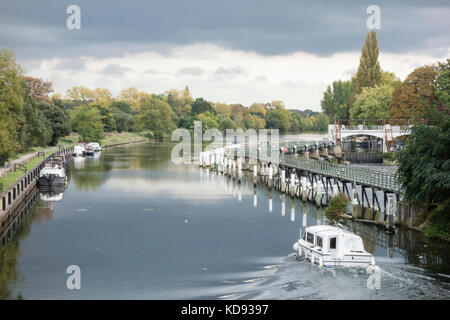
(199, 142), (404, 233)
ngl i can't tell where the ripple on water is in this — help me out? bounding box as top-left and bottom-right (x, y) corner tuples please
(197, 254), (450, 300)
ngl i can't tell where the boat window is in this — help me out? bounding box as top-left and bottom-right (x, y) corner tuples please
(330, 237), (336, 249)
(306, 232), (314, 244)
(316, 236), (323, 248)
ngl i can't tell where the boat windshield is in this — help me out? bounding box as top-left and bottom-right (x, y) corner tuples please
(316, 236), (323, 248)
(306, 232), (314, 244)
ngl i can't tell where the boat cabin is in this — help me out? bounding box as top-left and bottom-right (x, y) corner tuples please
(301, 225), (367, 259)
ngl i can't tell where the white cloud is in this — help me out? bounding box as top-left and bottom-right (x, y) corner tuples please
(25, 43), (450, 110)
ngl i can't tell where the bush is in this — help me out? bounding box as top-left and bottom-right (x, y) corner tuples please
(325, 193), (349, 219)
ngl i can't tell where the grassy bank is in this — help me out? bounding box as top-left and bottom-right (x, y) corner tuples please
(100, 132), (148, 146)
(1, 132), (148, 191)
(1, 151), (54, 189)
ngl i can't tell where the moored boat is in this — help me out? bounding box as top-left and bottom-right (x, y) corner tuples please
(293, 225), (376, 268)
(87, 142), (102, 152)
(37, 157), (67, 187)
(73, 144), (86, 157)
(85, 145), (95, 156)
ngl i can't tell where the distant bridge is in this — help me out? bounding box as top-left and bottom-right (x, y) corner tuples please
(328, 123), (412, 152)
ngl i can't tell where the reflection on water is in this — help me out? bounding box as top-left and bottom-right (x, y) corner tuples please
(1, 141), (449, 300)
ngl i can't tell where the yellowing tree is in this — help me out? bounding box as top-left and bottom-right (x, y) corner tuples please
(65, 86), (95, 103)
(214, 102), (231, 118)
(389, 65), (437, 120)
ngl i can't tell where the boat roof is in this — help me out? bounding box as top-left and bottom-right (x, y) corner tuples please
(306, 225), (355, 237)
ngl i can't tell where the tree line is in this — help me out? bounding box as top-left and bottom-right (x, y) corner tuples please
(320, 30), (450, 240)
(0, 48), (329, 162)
(321, 30), (449, 124)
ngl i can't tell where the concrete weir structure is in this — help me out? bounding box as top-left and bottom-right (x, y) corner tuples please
(199, 141), (409, 233)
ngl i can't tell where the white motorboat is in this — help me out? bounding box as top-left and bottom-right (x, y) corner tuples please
(84, 145), (95, 156)
(293, 225), (376, 268)
(73, 144), (86, 157)
(87, 142), (102, 152)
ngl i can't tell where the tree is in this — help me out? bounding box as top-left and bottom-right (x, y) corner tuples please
(191, 97), (215, 116)
(244, 113), (265, 130)
(65, 86), (95, 103)
(19, 99), (53, 149)
(22, 76), (53, 102)
(266, 108), (290, 131)
(350, 84), (398, 122)
(110, 101), (135, 133)
(311, 113), (329, 131)
(435, 59), (450, 114)
(219, 117), (236, 131)
(321, 79), (355, 119)
(271, 100), (286, 110)
(214, 102), (232, 118)
(249, 103), (267, 117)
(71, 105), (104, 142)
(0, 49), (25, 161)
(397, 114), (450, 240)
(117, 87), (142, 110)
(352, 30), (381, 106)
(93, 104), (116, 132)
(165, 87), (194, 118)
(389, 65), (437, 120)
(138, 96), (176, 140)
(324, 193), (349, 219)
(196, 111), (219, 132)
(44, 100), (71, 145)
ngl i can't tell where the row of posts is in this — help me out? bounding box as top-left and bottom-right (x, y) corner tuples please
(200, 145), (396, 232)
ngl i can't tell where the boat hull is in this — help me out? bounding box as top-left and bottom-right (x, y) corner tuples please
(37, 175), (66, 187)
(294, 241), (375, 268)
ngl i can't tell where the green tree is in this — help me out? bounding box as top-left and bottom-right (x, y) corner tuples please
(196, 111), (219, 132)
(397, 114), (450, 240)
(311, 113), (329, 131)
(266, 108), (290, 131)
(435, 59), (450, 114)
(93, 104), (116, 132)
(219, 117), (236, 131)
(352, 30), (382, 106)
(321, 79), (355, 119)
(324, 193), (349, 219)
(71, 105), (104, 142)
(244, 113), (265, 130)
(191, 97), (215, 116)
(44, 99), (71, 145)
(19, 99), (53, 149)
(138, 96), (176, 140)
(0, 49), (25, 162)
(350, 84), (398, 122)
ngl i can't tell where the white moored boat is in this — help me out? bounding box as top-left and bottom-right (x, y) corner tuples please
(87, 142), (102, 152)
(293, 225), (376, 268)
(73, 144), (86, 157)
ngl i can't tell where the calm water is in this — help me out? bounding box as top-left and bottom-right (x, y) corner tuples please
(1, 138), (450, 300)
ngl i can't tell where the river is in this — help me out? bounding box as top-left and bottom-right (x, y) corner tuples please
(1, 135), (449, 299)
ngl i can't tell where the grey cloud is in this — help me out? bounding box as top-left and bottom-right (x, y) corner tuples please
(55, 58), (86, 71)
(101, 64), (131, 76)
(213, 66), (245, 76)
(0, 0), (448, 62)
(177, 67), (205, 76)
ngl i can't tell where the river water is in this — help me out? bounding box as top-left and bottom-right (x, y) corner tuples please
(1, 135), (450, 300)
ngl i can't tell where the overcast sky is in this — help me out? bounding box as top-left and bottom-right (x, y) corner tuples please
(1, 0), (449, 110)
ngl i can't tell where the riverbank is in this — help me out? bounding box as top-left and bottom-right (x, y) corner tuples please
(0, 132), (149, 189)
